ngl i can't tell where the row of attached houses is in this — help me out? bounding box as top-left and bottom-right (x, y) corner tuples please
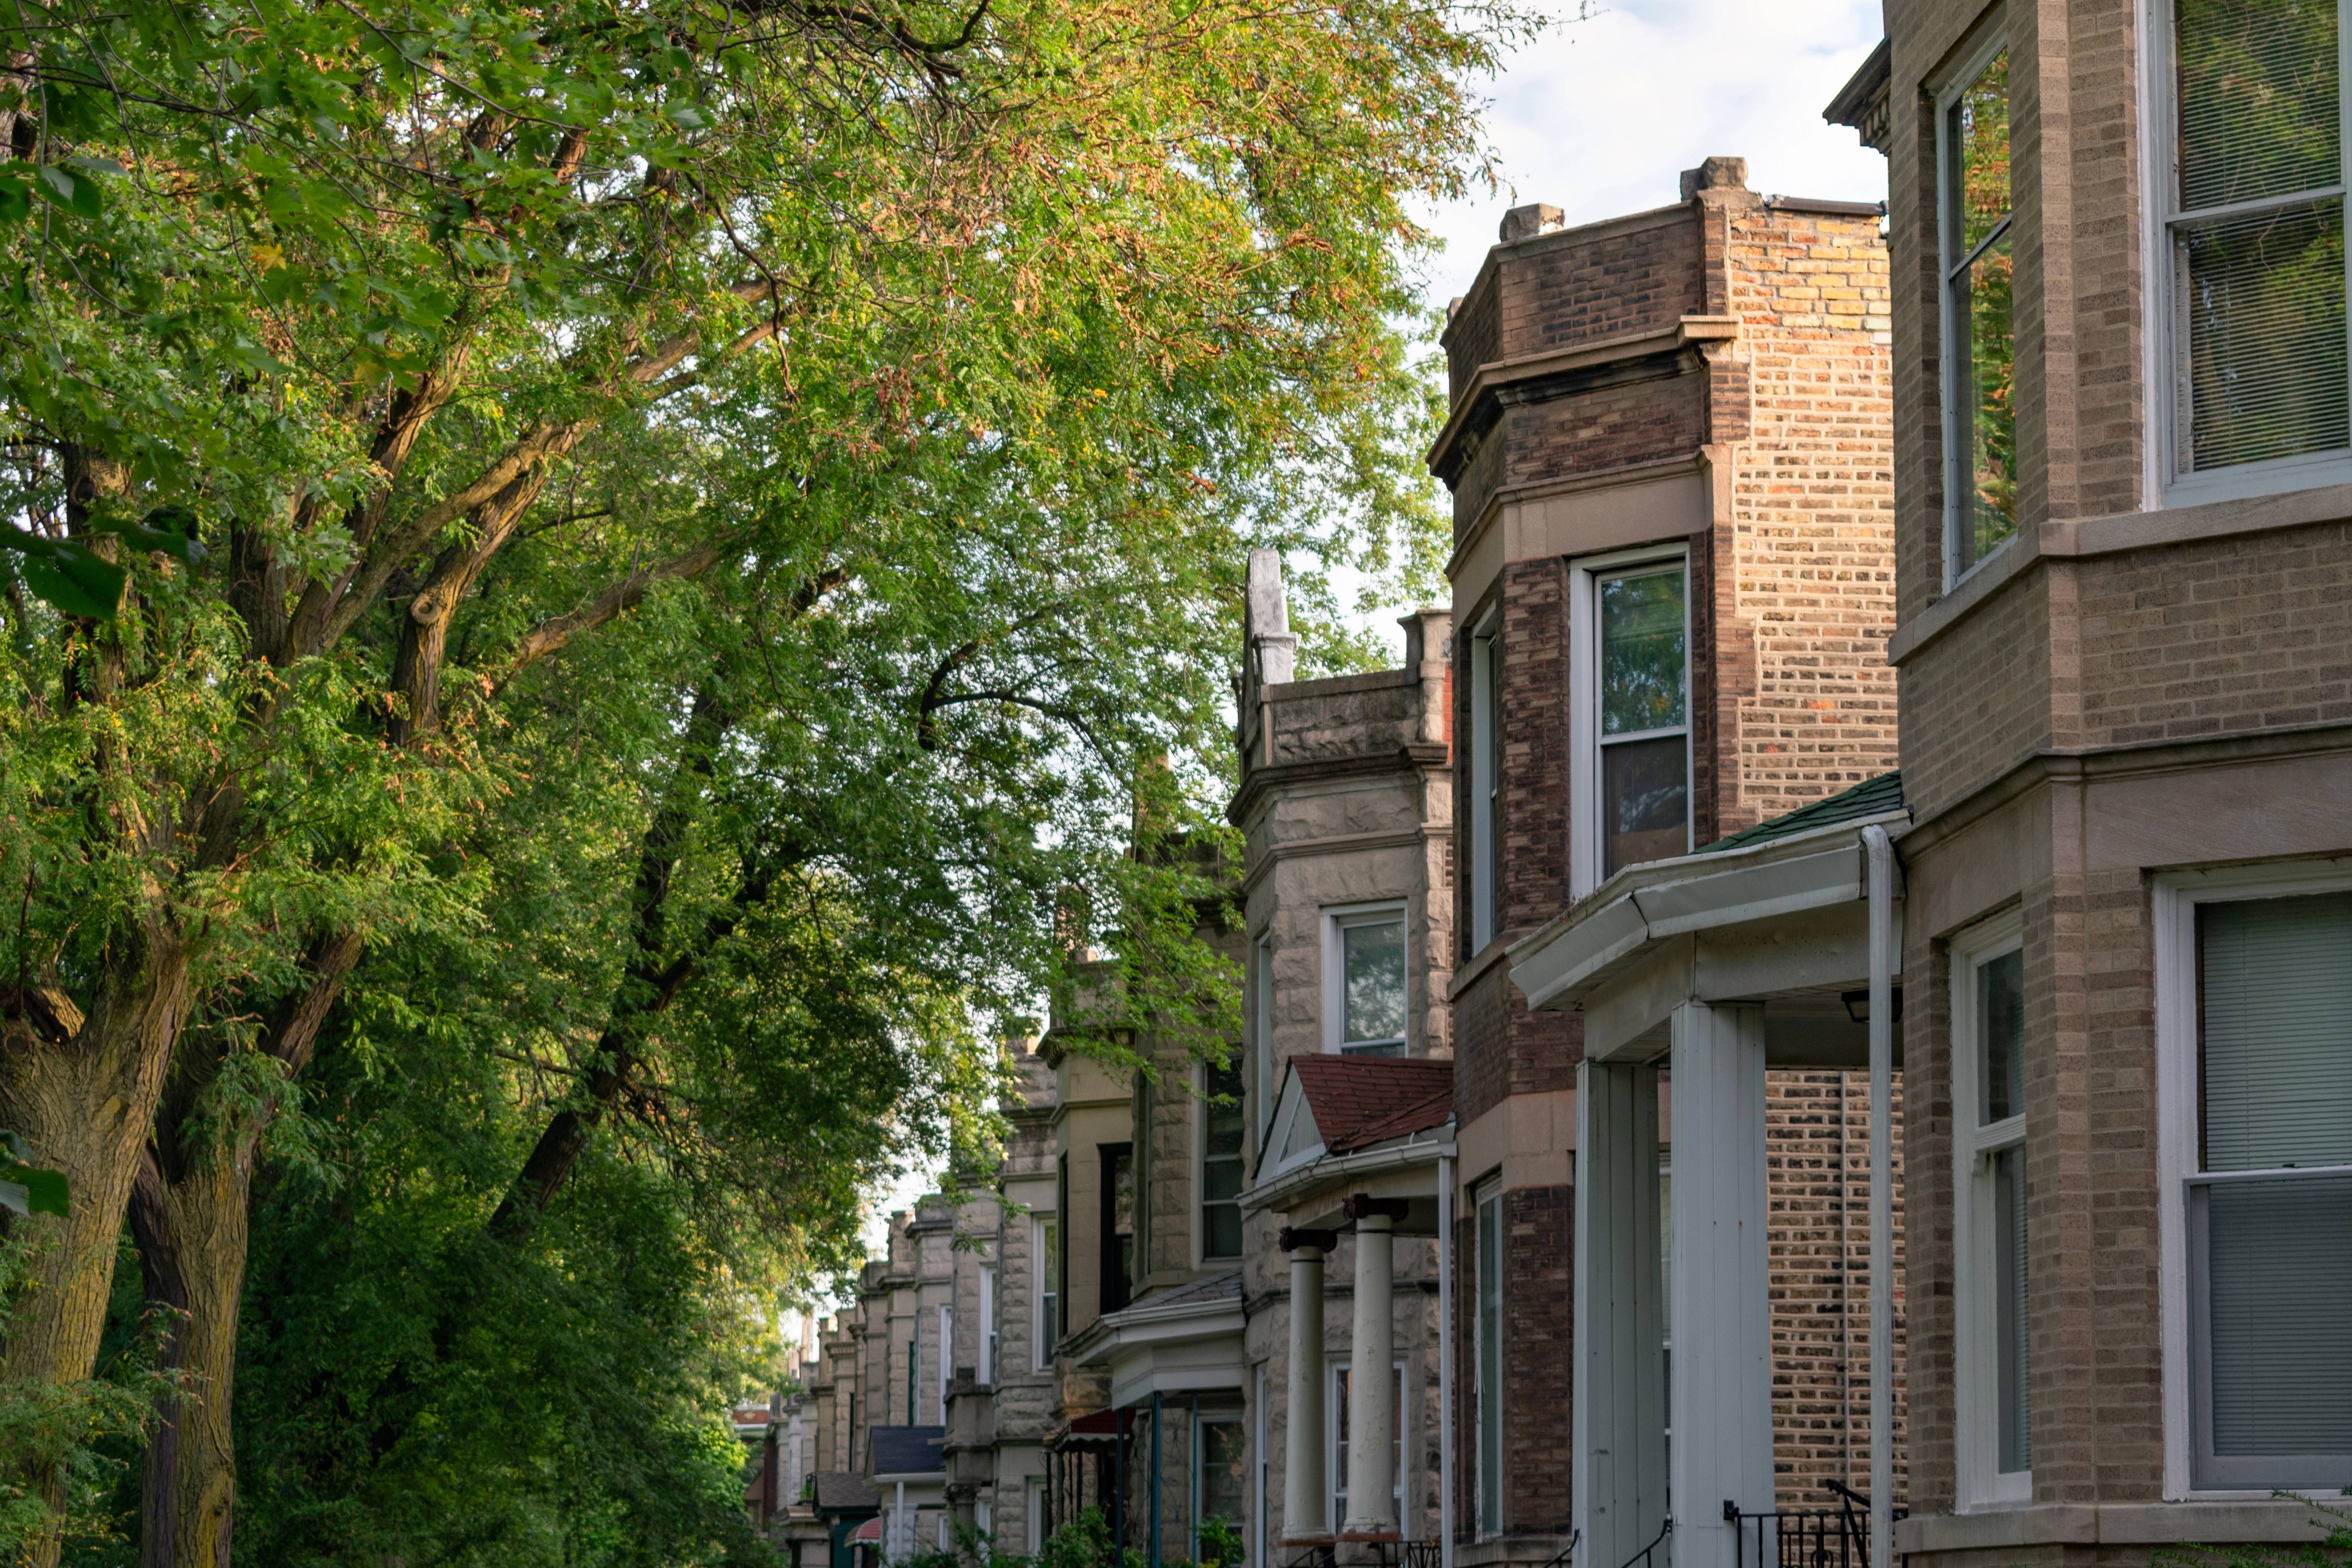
(749, 7), (2352, 1566)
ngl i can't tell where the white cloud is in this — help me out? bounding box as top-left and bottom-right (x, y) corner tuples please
(1412, 0), (1889, 305)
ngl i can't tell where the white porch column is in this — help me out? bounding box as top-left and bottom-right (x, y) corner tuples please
(1341, 1196), (1405, 1539)
(1573, 1060), (1666, 1568)
(1281, 1227), (1335, 1544)
(1668, 1001), (1773, 1568)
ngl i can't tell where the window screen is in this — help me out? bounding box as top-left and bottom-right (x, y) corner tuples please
(2191, 889), (2352, 1486)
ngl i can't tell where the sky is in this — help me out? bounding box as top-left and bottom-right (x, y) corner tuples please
(836, 0), (1892, 1282)
(1410, 0), (1890, 308)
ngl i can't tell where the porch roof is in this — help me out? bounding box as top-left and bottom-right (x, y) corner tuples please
(1508, 776), (1910, 1066)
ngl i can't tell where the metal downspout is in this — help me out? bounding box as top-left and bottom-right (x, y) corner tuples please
(1860, 825), (1895, 1568)
(1438, 1152), (1455, 1568)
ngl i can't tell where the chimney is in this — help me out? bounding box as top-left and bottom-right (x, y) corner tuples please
(1499, 202), (1565, 244)
(1245, 548), (1296, 689)
(1679, 156), (1750, 201)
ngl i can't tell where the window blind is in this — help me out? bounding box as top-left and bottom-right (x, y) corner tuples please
(2171, 0), (2350, 472)
(2199, 890), (2352, 1171)
(2202, 1174), (2352, 1456)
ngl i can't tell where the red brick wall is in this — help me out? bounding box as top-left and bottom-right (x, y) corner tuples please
(1499, 1182), (1574, 1535)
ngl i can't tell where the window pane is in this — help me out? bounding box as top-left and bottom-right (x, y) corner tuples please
(1978, 948), (2025, 1125)
(1477, 1194), (1503, 1535)
(1602, 734), (1689, 876)
(1599, 569), (1686, 735)
(2178, 199), (2350, 472)
(1949, 48), (2011, 255)
(1201, 1421), (1247, 1530)
(1993, 1144), (2031, 1474)
(2176, 0), (2340, 214)
(2200, 891), (2352, 1170)
(1952, 229), (2017, 569)
(2203, 1173), (2352, 1459)
(1341, 917), (1406, 1047)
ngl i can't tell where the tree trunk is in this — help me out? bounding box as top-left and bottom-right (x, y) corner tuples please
(0, 926), (193, 1568)
(129, 1155), (243, 1568)
(127, 934), (359, 1568)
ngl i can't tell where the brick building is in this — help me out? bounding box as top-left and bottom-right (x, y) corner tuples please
(1823, 3), (2352, 1565)
(1439, 161), (1908, 1568)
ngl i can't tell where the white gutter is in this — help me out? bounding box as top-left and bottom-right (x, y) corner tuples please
(1862, 825), (1894, 1568)
(1239, 1132), (1456, 1215)
(1508, 808), (1910, 1013)
(1438, 1151), (1455, 1568)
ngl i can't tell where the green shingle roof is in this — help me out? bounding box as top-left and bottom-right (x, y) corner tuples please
(1694, 771), (1906, 856)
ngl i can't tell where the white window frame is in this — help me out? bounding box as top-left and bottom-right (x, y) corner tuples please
(1473, 1176), (1504, 1539)
(1935, 31), (2018, 590)
(978, 1263), (996, 1386)
(1569, 544), (1693, 898)
(1027, 1476), (1047, 1555)
(1195, 1413), (1245, 1546)
(1469, 605), (1502, 952)
(1034, 1215), (1058, 1368)
(1254, 931), (1276, 1149)
(938, 1303), (952, 1409)
(2144, 0), (2352, 508)
(1197, 1058), (1245, 1266)
(1950, 908), (2031, 1508)
(2154, 857), (2352, 1499)
(1322, 901), (1409, 1056)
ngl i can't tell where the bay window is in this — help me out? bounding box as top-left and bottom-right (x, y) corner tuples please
(2158, 0), (2351, 497)
(2160, 871), (2352, 1491)
(1952, 915), (2031, 1505)
(1939, 40), (2016, 581)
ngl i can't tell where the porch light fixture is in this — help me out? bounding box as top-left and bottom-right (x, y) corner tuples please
(1841, 987), (1904, 1025)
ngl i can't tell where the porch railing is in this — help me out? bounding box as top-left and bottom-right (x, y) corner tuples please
(1728, 1484), (1904, 1568)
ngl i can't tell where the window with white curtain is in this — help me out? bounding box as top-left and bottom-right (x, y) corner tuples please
(1952, 914), (2031, 1505)
(1938, 38), (2015, 582)
(2174, 884), (2352, 1489)
(2156, 0), (2352, 501)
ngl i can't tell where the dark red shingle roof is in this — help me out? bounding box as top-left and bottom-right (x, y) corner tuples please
(1290, 1055), (1453, 1154)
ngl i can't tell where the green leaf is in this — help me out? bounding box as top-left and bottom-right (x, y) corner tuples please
(0, 177), (28, 222)
(31, 163), (102, 220)
(13, 542), (127, 619)
(0, 1162), (69, 1218)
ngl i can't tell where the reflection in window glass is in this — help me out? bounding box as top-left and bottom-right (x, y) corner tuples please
(1944, 47), (2015, 573)
(1340, 916), (1406, 1054)
(2170, 0), (2347, 475)
(1597, 565), (1688, 877)
(1198, 1419), (1247, 1541)
(1978, 948), (2025, 1124)
(1201, 1059), (1245, 1258)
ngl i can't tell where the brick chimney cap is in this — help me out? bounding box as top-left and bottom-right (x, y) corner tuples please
(1680, 156), (1750, 200)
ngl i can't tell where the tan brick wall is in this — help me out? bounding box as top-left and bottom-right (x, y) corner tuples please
(1766, 1069), (1911, 1507)
(1724, 206), (1900, 829)
(2068, 527), (2352, 746)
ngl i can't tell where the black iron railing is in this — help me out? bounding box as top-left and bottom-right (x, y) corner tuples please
(1536, 1530), (1583, 1568)
(1729, 1485), (1905, 1568)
